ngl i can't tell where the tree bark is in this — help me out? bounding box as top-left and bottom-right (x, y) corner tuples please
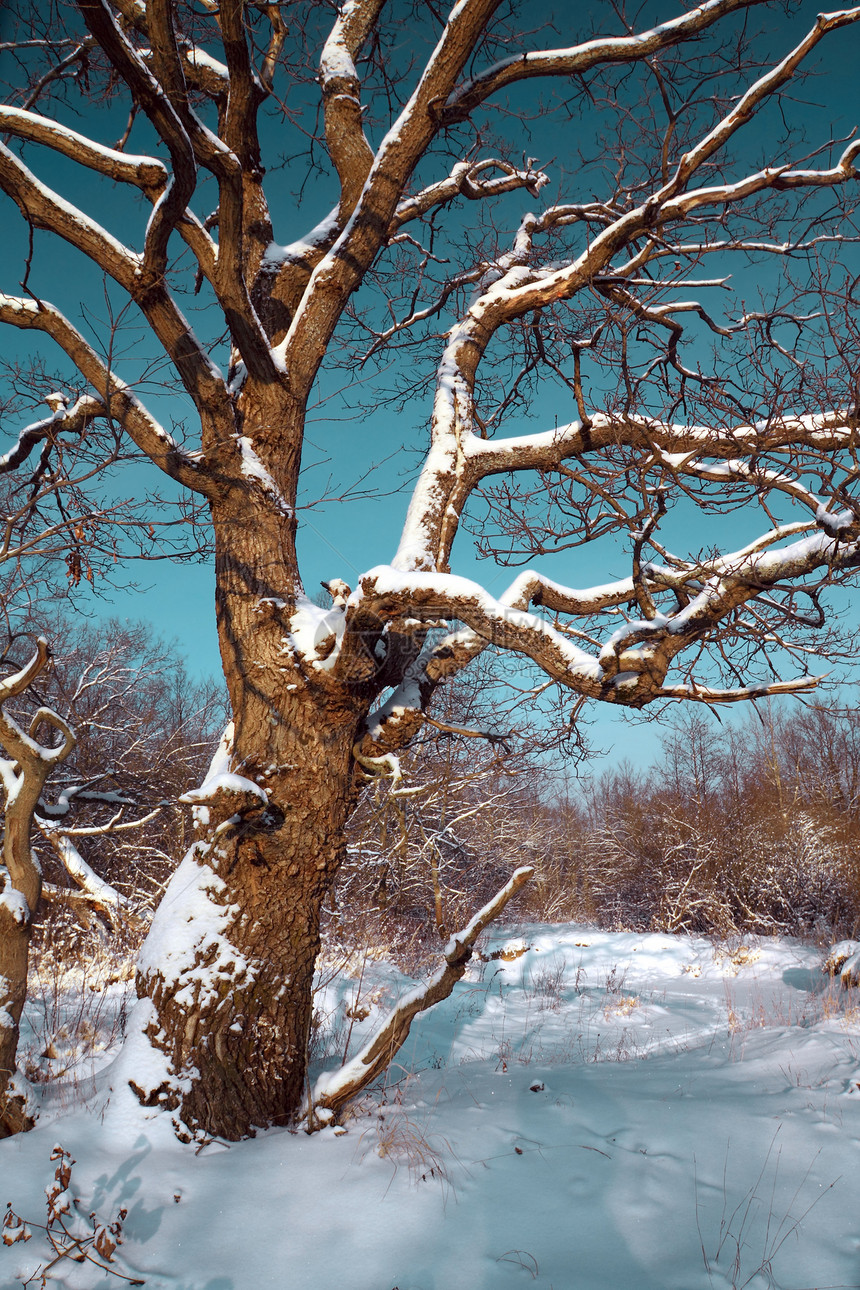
(130, 394), (378, 1138)
(0, 643), (76, 1138)
(133, 712), (366, 1138)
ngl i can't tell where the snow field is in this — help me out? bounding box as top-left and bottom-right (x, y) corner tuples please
(2, 925), (860, 1290)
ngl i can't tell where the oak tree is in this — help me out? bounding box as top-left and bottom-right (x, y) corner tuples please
(1, 0), (860, 1138)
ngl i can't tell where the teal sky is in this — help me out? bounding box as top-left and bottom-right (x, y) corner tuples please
(1, 1), (858, 773)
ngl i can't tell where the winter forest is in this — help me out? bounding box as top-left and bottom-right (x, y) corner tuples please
(2, 0), (860, 1285)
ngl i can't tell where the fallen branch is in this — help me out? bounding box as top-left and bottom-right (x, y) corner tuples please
(311, 865), (534, 1122)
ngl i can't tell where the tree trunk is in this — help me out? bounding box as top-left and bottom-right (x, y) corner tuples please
(131, 405), (374, 1138)
(0, 899), (36, 1136)
(127, 390), (528, 1141)
(133, 710), (363, 1139)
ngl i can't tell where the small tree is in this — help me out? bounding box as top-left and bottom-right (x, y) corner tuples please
(0, 640), (75, 1134)
(0, 0), (859, 1137)
(0, 618), (224, 1133)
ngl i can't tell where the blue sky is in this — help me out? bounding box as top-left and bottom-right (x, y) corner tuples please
(1, 1), (858, 773)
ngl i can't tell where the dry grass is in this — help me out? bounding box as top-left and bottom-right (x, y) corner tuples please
(20, 922), (144, 1090)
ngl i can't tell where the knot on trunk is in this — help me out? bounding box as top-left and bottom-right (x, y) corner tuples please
(180, 773), (270, 836)
(233, 803), (286, 838)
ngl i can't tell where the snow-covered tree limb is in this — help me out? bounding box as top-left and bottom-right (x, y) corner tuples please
(312, 864), (534, 1120)
(36, 807), (161, 931)
(0, 294), (217, 495)
(0, 106), (168, 190)
(440, 0), (774, 121)
(0, 141), (142, 290)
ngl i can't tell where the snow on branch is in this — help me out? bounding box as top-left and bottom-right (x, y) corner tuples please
(36, 803), (163, 932)
(319, 0), (381, 223)
(0, 395), (105, 474)
(441, 0), (776, 121)
(658, 676), (821, 703)
(312, 865), (534, 1120)
(276, 0), (520, 393)
(394, 339), (860, 573)
(654, 7), (860, 202)
(0, 141), (141, 291)
(0, 80), (216, 286)
(348, 516), (860, 733)
(0, 106), (168, 191)
(38, 825), (129, 930)
(392, 158), (549, 229)
(0, 639), (53, 708)
(0, 294), (217, 496)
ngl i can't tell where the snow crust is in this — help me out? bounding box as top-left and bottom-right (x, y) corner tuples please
(287, 595), (345, 669)
(135, 850), (248, 1009)
(320, 44), (357, 80)
(7, 926), (860, 1290)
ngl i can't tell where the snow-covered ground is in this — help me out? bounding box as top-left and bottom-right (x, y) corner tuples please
(3, 925), (860, 1290)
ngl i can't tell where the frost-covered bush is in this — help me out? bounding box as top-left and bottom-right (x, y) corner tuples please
(543, 708), (860, 939)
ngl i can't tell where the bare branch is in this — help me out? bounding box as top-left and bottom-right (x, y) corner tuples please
(319, 0), (384, 224)
(0, 141), (141, 291)
(0, 107), (168, 191)
(654, 7), (860, 202)
(312, 864), (534, 1119)
(0, 294), (218, 496)
(442, 0), (773, 120)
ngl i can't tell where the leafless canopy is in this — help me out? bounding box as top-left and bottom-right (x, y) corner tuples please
(0, 0), (859, 748)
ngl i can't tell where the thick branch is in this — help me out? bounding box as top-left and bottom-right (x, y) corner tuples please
(0, 141), (141, 291)
(0, 107), (168, 191)
(36, 813), (156, 931)
(320, 0), (385, 224)
(0, 643), (76, 912)
(78, 0), (278, 383)
(0, 294), (217, 496)
(312, 865), (533, 1119)
(352, 528), (857, 711)
(441, 0), (773, 121)
(277, 0), (506, 395)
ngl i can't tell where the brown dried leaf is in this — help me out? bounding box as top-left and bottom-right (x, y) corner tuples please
(2, 1205), (32, 1244)
(94, 1226), (117, 1261)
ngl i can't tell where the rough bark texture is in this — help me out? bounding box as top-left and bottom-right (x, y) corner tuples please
(0, 900), (34, 1136)
(137, 755), (358, 1137)
(131, 396), (376, 1137)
